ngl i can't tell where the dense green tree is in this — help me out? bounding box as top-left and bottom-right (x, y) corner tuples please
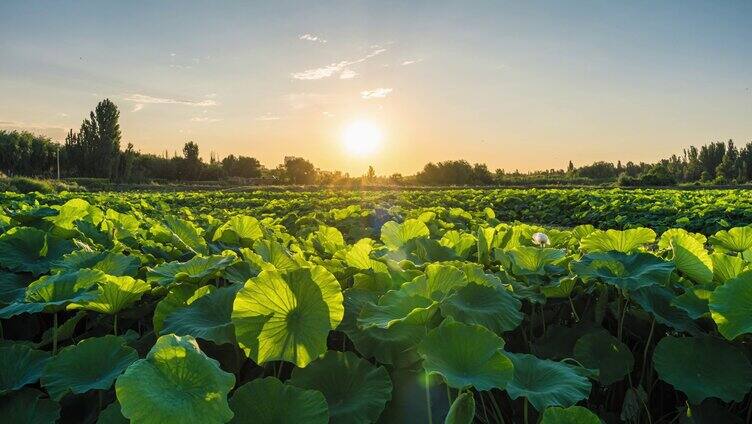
(0, 130), (58, 177)
(65, 99), (122, 178)
(221, 155), (262, 178)
(284, 156), (316, 184)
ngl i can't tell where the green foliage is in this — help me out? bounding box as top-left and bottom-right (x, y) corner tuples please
(0, 190), (750, 423)
(115, 334), (235, 424)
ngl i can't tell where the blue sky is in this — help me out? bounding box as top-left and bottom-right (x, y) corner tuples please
(1, 1), (751, 174)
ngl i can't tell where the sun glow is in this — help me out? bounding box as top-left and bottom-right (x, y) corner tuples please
(341, 120), (382, 157)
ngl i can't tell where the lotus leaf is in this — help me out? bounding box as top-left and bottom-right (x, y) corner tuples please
(289, 350), (392, 424)
(115, 334), (235, 424)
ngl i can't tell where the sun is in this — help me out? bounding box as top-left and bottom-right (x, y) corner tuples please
(341, 120), (382, 157)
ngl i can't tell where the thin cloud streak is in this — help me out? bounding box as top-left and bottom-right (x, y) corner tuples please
(291, 47), (387, 80)
(401, 58), (423, 66)
(361, 88), (393, 99)
(299, 33), (327, 43)
(190, 117), (222, 123)
(123, 93), (218, 107)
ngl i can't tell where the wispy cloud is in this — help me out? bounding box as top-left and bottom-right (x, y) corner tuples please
(123, 94), (218, 107)
(255, 113), (281, 121)
(299, 33), (327, 43)
(58, 112), (69, 118)
(190, 116), (222, 123)
(361, 88), (393, 99)
(401, 58), (423, 66)
(291, 47), (387, 80)
(339, 69), (358, 79)
(132, 104), (144, 112)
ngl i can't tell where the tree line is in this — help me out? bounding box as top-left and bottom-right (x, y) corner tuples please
(1, 99), (750, 187)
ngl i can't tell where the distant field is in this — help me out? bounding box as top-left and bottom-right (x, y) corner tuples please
(4, 187), (750, 235)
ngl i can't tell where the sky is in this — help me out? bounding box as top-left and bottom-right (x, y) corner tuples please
(1, 1), (751, 175)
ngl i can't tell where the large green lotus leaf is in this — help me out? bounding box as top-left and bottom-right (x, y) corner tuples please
(708, 227), (752, 252)
(653, 335), (752, 403)
(412, 238), (461, 263)
(0, 388), (60, 424)
(357, 289), (436, 329)
(440, 230), (477, 259)
(309, 225), (346, 256)
(573, 329), (634, 385)
(98, 401), (128, 424)
(658, 229), (706, 250)
(0, 227), (74, 275)
(571, 251), (674, 291)
(709, 271), (752, 340)
(540, 276), (577, 299)
(212, 215), (263, 247)
(53, 251), (140, 277)
(48, 198), (103, 230)
(345, 238), (379, 270)
(418, 320), (513, 390)
(115, 334), (235, 424)
(0, 344), (51, 394)
(571, 224), (596, 241)
(505, 353), (592, 411)
(152, 284), (215, 334)
(340, 288), (425, 366)
(632, 285), (702, 334)
(74, 219), (115, 249)
(0, 271), (29, 305)
(8, 206), (58, 225)
(289, 350), (392, 424)
(401, 263), (467, 301)
(579, 228), (656, 253)
(232, 266), (344, 367)
(41, 335), (138, 400)
(0, 269), (104, 318)
(222, 260), (260, 284)
(380, 219), (430, 250)
(672, 286), (713, 320)
(669, 233), (713, 284)
(162, 284), (240, 345)
(710, 253), (746, 283)
(146, 254), (235, 286)
(444, 391), (475, 424)
(476, 226), (495, 264)
(74, 275), (150, 315)
(440, 282), (523, 334)
(540, 406), (601, 424)
(160, 215), (209, 254)
(504, 246), (566, 276)
(229, 377), (328, 424)
(250, 240), (300, 272)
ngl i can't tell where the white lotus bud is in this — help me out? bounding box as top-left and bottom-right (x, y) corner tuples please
(532, 232), (549, 246)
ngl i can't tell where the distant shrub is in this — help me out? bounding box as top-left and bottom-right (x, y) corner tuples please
(6, 176), (54, 193)
(0, 177), (82, 194)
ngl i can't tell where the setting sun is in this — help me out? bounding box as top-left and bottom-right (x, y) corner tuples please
(341, 120), (382, 157)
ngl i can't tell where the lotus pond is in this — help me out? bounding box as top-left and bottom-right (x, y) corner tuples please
(0, 189), (751, 423)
